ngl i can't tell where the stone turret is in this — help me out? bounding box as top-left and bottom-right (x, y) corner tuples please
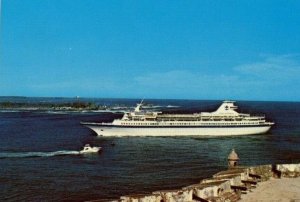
(228, 149), (239, 168)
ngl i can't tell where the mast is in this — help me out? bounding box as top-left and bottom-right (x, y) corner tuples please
(134, 99), (144, 112)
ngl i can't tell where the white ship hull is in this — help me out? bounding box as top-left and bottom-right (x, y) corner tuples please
(81, 101), (274, 137)
(84, 125), (271, 137)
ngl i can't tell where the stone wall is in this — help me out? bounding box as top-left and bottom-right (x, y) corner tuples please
(107, 163), (300, 202)
(276, 163), (300, 178)
(247, 164), (273, 181)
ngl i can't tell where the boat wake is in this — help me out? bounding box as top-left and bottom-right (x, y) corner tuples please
(0, 150), (80, 159)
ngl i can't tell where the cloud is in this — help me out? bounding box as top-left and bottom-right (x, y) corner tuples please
(11, 54), (300, 100)
(134, 70), (242, 99)
(235, 54), (300, 81)
(135, 70), (238, 89)
(133, 54), (300, 100)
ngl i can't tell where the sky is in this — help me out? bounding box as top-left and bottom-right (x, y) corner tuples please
(1, 0), (300, 101)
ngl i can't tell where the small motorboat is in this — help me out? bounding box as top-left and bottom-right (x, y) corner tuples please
(79, 144), (101, 154)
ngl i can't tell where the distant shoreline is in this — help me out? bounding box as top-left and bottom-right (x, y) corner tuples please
(0, 101), (106, 111)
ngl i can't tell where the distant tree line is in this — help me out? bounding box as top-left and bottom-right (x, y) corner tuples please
(0, 101), (106, 110)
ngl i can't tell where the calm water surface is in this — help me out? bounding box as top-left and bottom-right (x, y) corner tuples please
(0, 98), (299, 201)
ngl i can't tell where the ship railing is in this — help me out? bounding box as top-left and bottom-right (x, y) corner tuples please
(244, 115), (266, 119)
(240, 113), (265, 117)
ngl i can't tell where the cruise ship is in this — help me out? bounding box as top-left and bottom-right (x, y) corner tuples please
(81, 101), (274, 136)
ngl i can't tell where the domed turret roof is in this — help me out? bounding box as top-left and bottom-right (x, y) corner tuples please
(228, 149), (239, 160)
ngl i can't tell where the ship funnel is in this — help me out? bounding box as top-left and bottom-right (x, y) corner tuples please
(214, 101), (239, 115)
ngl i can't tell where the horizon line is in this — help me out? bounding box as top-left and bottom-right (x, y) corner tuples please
(0, 95), (299, 103)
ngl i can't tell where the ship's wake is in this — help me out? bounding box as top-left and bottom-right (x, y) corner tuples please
(0, 150), (80, 158)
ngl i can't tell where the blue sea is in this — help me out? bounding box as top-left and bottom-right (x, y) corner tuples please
(0, 97), (299, 201)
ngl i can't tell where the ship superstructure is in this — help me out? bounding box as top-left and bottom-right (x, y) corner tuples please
(81, 101), (274, 136)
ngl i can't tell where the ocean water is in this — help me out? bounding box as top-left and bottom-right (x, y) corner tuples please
(0, 97), (299, 201)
